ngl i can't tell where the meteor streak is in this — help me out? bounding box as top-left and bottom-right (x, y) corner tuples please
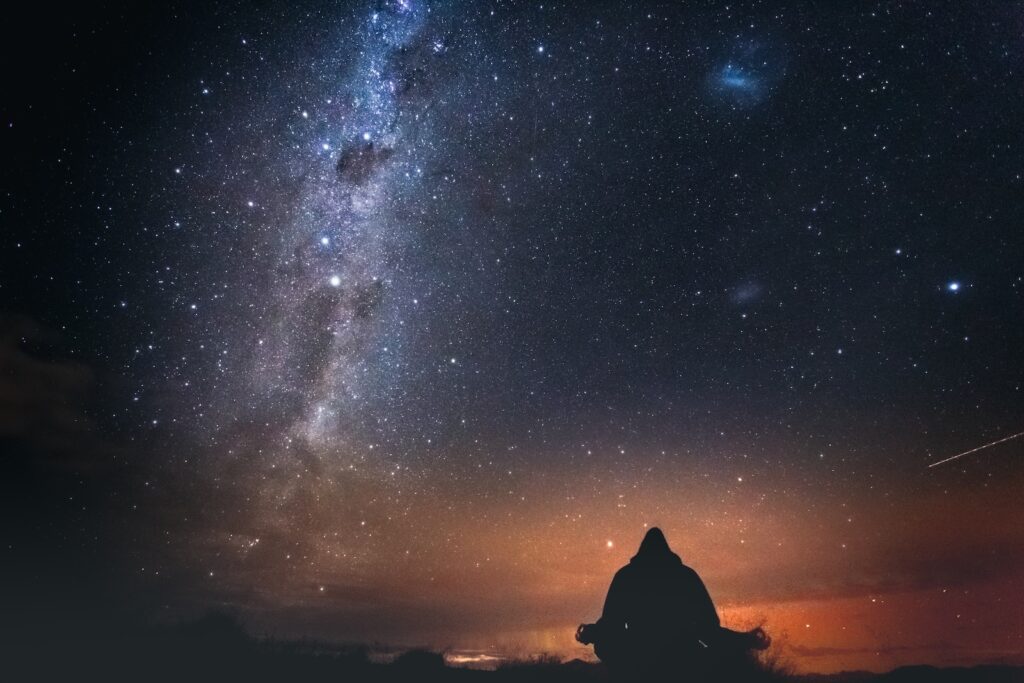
(928, 429), (1024, 468)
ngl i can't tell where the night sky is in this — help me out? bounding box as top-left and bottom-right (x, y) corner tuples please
(2, 1), (1023, 674)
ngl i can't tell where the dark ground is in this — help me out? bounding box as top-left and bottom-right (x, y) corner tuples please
(5, 613), (1021, 683)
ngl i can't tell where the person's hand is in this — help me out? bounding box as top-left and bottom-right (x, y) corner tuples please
(749, 627), (771, 650)
(575, 623), (595, 645)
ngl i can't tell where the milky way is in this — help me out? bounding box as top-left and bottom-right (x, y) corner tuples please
(243, 6), (431, 453)
(4, 0), (1024, 674)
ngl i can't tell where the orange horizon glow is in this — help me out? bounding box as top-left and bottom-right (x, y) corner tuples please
(180, 451), (1024, 675)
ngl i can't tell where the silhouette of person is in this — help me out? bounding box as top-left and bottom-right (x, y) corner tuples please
(576, 527), (767, 680)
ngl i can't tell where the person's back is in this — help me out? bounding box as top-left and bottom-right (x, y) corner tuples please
(578, 527), (772, 679)
(583, 528), (719, 676)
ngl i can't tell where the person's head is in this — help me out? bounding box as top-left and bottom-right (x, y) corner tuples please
(634, 527), (672, 558)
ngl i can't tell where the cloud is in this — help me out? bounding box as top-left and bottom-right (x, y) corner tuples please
(0, 316), (98, 459)
(729, 281), (764, 305)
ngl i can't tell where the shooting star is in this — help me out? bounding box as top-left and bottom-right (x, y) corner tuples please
(928, 429), (1024, 468)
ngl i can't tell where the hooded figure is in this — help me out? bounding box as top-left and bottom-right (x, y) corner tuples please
(577, 528), (768, 678)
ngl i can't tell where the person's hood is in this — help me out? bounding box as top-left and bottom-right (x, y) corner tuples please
(630, 527), (682, 565)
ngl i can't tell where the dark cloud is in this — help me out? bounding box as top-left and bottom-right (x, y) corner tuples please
(388, 32), (452, 106)
(0, 316), (100, 460)
(336, 143), (394, 185)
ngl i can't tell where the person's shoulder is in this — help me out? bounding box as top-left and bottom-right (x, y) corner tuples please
(678, 563), (703, 580)
(613, 563), (636, 580)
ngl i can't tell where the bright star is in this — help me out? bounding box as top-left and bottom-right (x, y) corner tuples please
(947, 281), (960, 292)
(329, 275), (342, 287)
(320, 237), (330, 246)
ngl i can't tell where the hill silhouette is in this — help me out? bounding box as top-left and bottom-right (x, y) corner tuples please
(7, 612), (1021, 682)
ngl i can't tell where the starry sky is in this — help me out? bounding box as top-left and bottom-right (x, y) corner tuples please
(2, 0), (1024, 674)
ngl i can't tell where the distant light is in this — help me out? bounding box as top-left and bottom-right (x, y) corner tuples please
(329, 275), (342, 287)
(947, 281), (960, 292)
(362, 131), (372, 141)
(301, 110), (309, 119)
(537, 45), (544, 53)
(606, 540), (614, 549)
(322, 143), (331, 150)
(320, 237), (330, 246)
